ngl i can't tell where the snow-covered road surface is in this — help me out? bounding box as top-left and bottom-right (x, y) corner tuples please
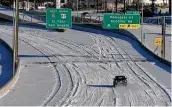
(0, 23), (171, 106)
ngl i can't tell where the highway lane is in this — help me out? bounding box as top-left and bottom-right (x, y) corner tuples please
(0, 23), (171, 106)
(0, 5), (171, 62)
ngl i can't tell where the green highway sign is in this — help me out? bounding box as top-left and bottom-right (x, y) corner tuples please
(103, 14), (140, 29)
(126, 11), (140, 14)
(46, 8), (72, 29)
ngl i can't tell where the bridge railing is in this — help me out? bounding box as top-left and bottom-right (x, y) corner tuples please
(19, 13), (46, 23)
(72, 15), (102, 24)
(143, 16), (171, 25)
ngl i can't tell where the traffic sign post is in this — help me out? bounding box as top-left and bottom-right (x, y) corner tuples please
(46, 8), (72, 29)
(103, 14), (140, 29)
(161, 17), (166, 59)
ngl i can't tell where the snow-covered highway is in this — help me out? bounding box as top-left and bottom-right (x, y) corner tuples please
(0, 23), (171, 106)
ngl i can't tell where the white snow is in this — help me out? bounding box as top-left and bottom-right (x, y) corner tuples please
(0, 23), (171, 106)
(0, 5), (171, 62)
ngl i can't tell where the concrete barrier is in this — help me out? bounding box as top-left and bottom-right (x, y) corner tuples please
(0, 60), (20, 98)
(0, 39), (20, 98)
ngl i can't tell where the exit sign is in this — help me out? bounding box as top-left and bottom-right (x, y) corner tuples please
(46, 8), (72, 29)
(103, 14), (140, 29)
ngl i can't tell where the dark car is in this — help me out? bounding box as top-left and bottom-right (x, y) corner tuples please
(113, 76), (127, 87)
(81, 12), (90, 18)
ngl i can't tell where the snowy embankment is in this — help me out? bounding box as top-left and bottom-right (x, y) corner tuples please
(0, 23), (171, 106)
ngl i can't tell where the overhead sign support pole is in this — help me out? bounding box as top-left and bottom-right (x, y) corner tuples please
(77, 0), (78, 16)
(161, 17), (166, 59)
(56, 0), (61, 8)
(115, 0), (118, 12)
(141, 0), (144, 43)
(27, 0), (29, 11)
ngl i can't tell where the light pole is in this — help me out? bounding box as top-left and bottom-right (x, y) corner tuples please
(56, 0), (61, 8)
(141, 0), (143, 43)
(161, 17), (166, 59)
(124, 0), (126, 13)
(77, 0), (78, 16)
(96, 0), (98, 13)
(27, 0), (29, 11)
(12, 0), (15, 76)
(13, 0), (19, 76)
(169, 0), (171, 14)
(116, 0), (117, 12)
(34, 0), (36, 10)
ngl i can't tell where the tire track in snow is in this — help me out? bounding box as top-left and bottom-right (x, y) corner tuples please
(17, 37), (62, 106)
(19, 36), (74, 106)
(108, 36), (171, 106)
(1, 25), (170, 106)
(1, 30), (62, 106)
(91, 34), (169, 106)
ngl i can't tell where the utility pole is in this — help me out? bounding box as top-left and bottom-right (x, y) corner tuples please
(124, 0), (126, 13)
(13, 0), (19, 76)
(116, 0), (118, 12)
(151, 0), (155, 16)
(27, 0), (29, 11)
(77, 0), (78, 16)
(34, 0), (36, 10)
(56, 0), (61, 8)
(141, 0), (144, 43)
(96, 0), (98, 13)
(161, 17), (166, 59)
(105, 0), (107, 12)
(169, 0), (171, 14)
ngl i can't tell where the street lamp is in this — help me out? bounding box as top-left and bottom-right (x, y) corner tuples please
(96, 0), (98, 13)
(141, 0), (144, 43)
(77, 0), (78, 16)
(13, 0), (19, 76)
(116, 0), (117, 12)
(124, 0), (126, 13)
(169, 0), (171, 14)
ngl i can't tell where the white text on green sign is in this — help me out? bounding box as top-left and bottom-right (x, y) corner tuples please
(46, 8), (72, 29)
(103, 14), (140, 29)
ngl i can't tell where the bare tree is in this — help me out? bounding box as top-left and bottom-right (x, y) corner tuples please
(150, 0), (156, 16)
(132, 0), (141, 10)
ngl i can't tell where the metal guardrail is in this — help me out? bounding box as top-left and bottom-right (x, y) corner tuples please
(19, 13), (46, 23)
(143, 16), (171, 25)
(72, 16), (102, 24)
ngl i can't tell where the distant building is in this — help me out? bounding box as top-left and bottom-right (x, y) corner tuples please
(129, 0), (169, 5)
(143, 0), (168, 4)
(72, 0), (124, 9)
